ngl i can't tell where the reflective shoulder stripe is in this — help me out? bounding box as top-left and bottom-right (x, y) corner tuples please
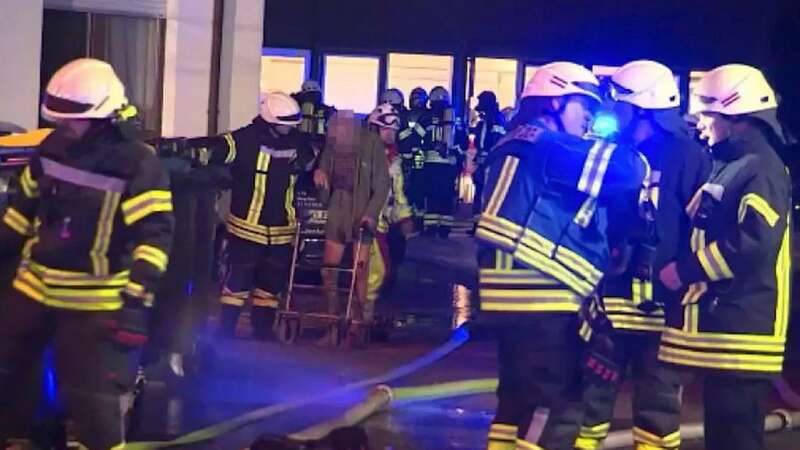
(121, 190), (173, 225)
(738, 193), (779, 227)
(20, 167), (39, 198)
(40, 158), (127, 193)
(484, 156), (519, 215)
(576, 141), (617, 198)
(223, 133), (237, 164)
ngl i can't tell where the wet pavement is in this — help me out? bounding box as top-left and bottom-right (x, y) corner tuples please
(132, 217), (800, 449)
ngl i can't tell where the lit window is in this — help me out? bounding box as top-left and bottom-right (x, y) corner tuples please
(387, 53), (454, 106)
(323, 55), (380, 114)
(261, 48), (310, 95)
(523, 65), (540, 87)
(471, 57), (519, 110)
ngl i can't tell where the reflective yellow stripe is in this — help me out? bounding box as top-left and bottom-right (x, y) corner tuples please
(223, 133), (237, 164)
(632, 427), (680, 448)
(631, 278), (653, 304)
(123, 281), (146, 299)
(90, 192), (120, 276)
(604, 297), (664, 315)
(608, 315), (665, 332)
(775, 223), (791, 337)
(476, 213), (597, 296)
(577, 140), (607, 194)
(487, 442), (516, 450)
(121, 190), (172, 225)
(659, 344), (784, 372)
(662, 327), (785, 351)
(252, 288), (280, 308)
(21, 236), (38, 259)
(27, 261), (129, 287)
(574, 436), (603, 450)
(579, 422), (610, 438)
(132, 244), (169, 272)
(515, 438), (544, 450)
(220, 289), (247, 306)
(3, 207), (32, 236)
(485, 156), (519, 215)
(697, 240), (733, 281)
(573, 197), (597, 227)
(738, 193), (779, 226)
(247, 152), (270, 222)
(285, 174), (297, 226)
(554, 246), (603, 285)
(514, 244), (594, 297)
(20, 167), (38, 198)
(13, 267), (125, 311)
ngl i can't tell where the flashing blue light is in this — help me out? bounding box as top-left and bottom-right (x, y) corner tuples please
(592, 113), (619, 138)
(43, 348), (58, 406)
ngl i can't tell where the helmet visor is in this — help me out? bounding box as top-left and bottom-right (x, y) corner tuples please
(43, 94), (94, 114)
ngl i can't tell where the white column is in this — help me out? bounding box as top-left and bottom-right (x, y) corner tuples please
(216, 0), (265, 132)
(160, 0), (215, 137)
(0, 0), (44, 130)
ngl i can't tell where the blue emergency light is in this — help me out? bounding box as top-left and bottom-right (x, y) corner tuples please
(591, 112), (619, 138)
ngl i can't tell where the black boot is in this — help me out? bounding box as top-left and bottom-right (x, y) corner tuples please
(217, 304), (241, 338)
(251, 307), (276, 341)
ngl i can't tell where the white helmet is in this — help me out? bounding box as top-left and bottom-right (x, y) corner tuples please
(522, 62), (602, 103)
(381, 88), (405, 107)
(41, 58), (129, 122)
(301, 80), (322, 93)
(368, 103), (400, 130)
(259, 92), (302, 126)
(430, 86), (451, 104)
(611, 60), (680, 109)
(689, 64), (778, 116)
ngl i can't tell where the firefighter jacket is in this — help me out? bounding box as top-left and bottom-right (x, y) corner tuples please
(476, 122), (647, 315)
(424, 106), (467, 165)
(0, 125), (174, 311)
(398, 107), (430, 169)
(472, 111), (507, 167)
(658, 129), (792, 377)
(185, 116), (314, 247)
(603, 132), (711, 333)
(292, 91), (334, 138)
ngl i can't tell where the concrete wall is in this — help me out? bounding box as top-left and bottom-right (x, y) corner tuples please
(217, 0), (265, 132)
(160, 0), (215, 137)
(0, 0), (44, 130)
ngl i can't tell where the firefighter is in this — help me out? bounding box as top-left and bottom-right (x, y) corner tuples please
(476, 62), (647, 450)
(471, 91), (507, 227)
(293, 79), (335, 158)
(657, 64), (790, 450)
(381, 89), (413, 270)
(314, 110), (390, 324)
(0, 58), (174, 449)
(174, 92), (314, 340)
(422, 86), (466, 238)
(574, 60), (711, 450)
(365, 104), (413, 320)
(398, 87), (430, 232)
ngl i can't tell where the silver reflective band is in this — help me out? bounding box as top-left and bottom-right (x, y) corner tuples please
(260, 146), (297, 159)
(40, 158), (127, 193)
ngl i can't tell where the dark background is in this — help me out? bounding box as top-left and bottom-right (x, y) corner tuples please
(264, 0), (800, 138)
